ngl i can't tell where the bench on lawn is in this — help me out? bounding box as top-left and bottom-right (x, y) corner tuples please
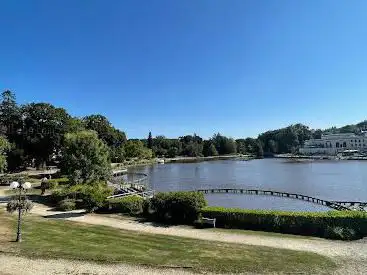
(202, 217), (216, 228)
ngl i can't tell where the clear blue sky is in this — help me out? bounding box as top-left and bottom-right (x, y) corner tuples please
(1, 1), (367, 139)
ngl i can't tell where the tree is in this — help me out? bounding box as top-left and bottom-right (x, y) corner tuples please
(147, 131), (153, 149)
(124, 140), (153, 159)
(60, 131), (111, 184)
(65, 117), (86, 133)
(21, 103), (71, 167)
(83, 115), (126, 148)
(203, 140), (218, 156)
(0, 136), (11, 172)
(0, 90), (22, 141)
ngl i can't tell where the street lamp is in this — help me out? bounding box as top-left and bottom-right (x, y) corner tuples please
(8, 180), (32, 242)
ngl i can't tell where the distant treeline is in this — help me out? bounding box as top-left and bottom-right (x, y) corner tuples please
(0, 89), (366, 172)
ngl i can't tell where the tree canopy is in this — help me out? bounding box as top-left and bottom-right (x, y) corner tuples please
(60, 130), (111, 184)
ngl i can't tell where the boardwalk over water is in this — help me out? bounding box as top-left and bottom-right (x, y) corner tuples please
(196, 188), (367, 211)
(108, 170), (154, 199)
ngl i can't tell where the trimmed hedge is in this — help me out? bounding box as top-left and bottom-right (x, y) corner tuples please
(106, 196), (144, 216)
(148, 191), (207, 224)
(201, 207), (367, 240)
(58, 199), (76, 211)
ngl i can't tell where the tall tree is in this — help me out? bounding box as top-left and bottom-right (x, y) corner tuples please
(83, 114), (126, 148)
(147, 131), (153, 149)
(60, 131), (111, 184)
(0, 90), (22, 142)
(21, 103), (70, 167)
(0, 136), (11, 172)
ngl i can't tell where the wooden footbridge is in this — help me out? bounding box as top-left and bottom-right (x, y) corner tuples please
(196, 188), (367, 211)
(107, 170), (154, 199)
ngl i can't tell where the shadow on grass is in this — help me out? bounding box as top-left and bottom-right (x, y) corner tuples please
(44, 212), (86, 219)
(27, 194), (55, 207)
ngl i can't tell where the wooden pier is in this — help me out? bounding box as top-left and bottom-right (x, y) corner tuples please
(196, 188), (367, 211)
(108, 171), (154, 199)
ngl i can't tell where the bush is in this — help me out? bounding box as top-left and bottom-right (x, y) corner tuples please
(107, 196), (144, 215)
(201, 207), (367, 240)
(147, 191), (207, 224)
(80, 183), (113, 212)
(58, 199), (76, 211)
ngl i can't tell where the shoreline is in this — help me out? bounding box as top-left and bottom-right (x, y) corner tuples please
(112, 154), (256, 170)
(275, 154), (367, 161)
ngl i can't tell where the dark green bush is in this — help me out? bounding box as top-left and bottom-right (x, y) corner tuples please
(58, 199), (76, 211)
(50, 182), (112, 212)
(107, 196), (144, 215)
(79, 183), (113, 212)
(202, 207), (367, 240)
(148, 191), (207, 224)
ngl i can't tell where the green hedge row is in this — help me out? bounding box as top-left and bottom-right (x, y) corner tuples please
(104, 196), (145, 216)
(148, 191), (207, 224)
(201, 207), (367, 240)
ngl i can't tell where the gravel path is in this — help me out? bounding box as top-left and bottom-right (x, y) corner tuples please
(0, 254), (195, 275)
(28, 203), (367, 259)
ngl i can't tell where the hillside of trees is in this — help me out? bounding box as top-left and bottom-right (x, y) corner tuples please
(0, 89), (366, 172)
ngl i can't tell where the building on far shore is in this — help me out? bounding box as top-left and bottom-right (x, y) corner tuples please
(299, 132), (367, 155)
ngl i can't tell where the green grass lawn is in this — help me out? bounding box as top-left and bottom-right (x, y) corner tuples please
(206, 227), (319, 240)
(0, 211), (336, 274)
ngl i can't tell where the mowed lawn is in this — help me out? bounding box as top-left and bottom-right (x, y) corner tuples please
(0, 211), (337, 274)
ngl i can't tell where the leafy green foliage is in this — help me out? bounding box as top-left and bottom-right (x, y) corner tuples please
(79, 183), (113, 212)
(202, 207), (367, 240)
(50, 182), (113, 212)
(106, 196), (144, 215)
(148, 191), (207, 224)
(57, 199), (76, 211)
(0, 136), (10, 172)
(147, 131), (153, 149)
(258, 124), (312, 154)
(41, 177), (69, 192)
(61, 131), (111, 184)
(123, 140), (153, 159)
(83, 114), (126, 148)
(21, 103), (71, 167)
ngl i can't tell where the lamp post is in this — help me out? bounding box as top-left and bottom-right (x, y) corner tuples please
(9, 181), (32, 242)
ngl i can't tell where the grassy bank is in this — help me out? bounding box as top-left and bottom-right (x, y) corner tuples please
(0, 211), (336, 274)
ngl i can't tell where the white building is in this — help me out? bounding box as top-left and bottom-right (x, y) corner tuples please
(299, 133), (367, 155)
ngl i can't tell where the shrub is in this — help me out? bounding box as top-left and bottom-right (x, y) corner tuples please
(58, 199), (76, 211)
(148, 191), (207, 224)
(201, 207), (367, 240)
(107, 196), (144, 215)
(80, 183), (113, 212)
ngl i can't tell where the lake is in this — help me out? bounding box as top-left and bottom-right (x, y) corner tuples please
(128, 159), (367, 211)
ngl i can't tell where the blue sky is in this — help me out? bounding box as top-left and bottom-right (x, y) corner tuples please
(1, 1), (367, 139)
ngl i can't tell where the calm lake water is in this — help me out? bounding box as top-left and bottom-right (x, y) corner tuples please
(129, 159), (367, 211)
